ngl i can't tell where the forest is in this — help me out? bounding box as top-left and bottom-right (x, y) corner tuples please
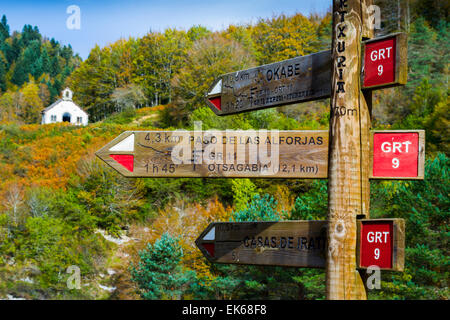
(0, 0), (448, 300)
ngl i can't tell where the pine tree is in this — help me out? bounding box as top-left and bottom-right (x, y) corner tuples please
(0, 15), (10, 40)
(20, 24), (41, 47)
(0, 52), (6, 92)
(50, 56), (61, 77)
(412, 0), (449, 29)
(11, 40), (41, 86)
(407, 18), (439, 89)
(7, 36), (22, 65)
(130, 233), (196, 299)
(39, 47), (51, 74)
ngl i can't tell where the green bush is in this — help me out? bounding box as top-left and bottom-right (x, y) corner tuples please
(231, 194), (280, 222)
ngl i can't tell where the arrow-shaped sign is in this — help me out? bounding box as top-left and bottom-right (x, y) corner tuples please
(196, 219), (405, 271)
(195, 221), (328, 268)
(206, 33), (407, 116)
(206, 50), (331, 116)
(95, 130), (329, 178)
(96, 129), (424, 180)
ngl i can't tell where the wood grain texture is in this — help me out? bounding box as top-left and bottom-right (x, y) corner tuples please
(359, 0), (374, 295)
(206, 33), (406, 117)
(361, 0), (375, 40)
(96, 130), (329, 178)
(327, 0), (367, 300)
(205, 51), (332, 116)
(360, 0), (374, 218)
(196, 221), (328, 268)
(196, 220), (405, 271)
(96, 130), (424, 180)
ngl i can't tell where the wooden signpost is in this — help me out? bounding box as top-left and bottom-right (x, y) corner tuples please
(205, 50), (331, 115)
(205, 33), (407, 116)
(195, 221), (328, 268)
(196, 219), (405, 271)
(96, 0), (419, 301)
(96, 130), (424, 179)
(326, 0), (371, 300)
(96, 130), (329, 178)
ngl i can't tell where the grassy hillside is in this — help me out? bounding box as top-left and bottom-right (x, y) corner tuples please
(0, 5), (448, 300)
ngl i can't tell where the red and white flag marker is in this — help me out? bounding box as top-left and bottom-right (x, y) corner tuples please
(108, 133), (135, 172)
(206, 79), (222, 112)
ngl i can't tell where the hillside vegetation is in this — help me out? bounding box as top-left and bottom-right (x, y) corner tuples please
(0, 1), (448, 300)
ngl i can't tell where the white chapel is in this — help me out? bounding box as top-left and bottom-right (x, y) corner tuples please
(41, 88), (88, 126)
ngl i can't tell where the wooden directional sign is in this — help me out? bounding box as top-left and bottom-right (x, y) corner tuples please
(195, 221), (328, 268)
(205, 33), (407, 116)
(96, 129), (424, 180)
(356, 219), (405, 271)
(206, 51), (331, 115)
(205, 50), (331, 115)
(95, 130), (329, 178)
(196, 219), (405, 271)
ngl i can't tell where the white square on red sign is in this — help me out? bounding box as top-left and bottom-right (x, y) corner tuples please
(373, 132), (419, 178)
(364, 37), (396, 88)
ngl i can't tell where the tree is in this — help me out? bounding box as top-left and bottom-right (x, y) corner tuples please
(73, 156), (145, 235)
(111, 83), (146, 112)
(4, 183), (24, 227)
(11, 40), (41, 86)
(291, 180), (328, 221)
(231, 194), (280, 222)
(0, 15), (9, 40)
(0, 52), (6, 92)
(20, 24), (41, 48)
(0, 89), (20, 122)
(18, 79), (43, 123)
(370, 154), (449, 299)
(130, 233), (196, 299)
(411, 0), (449, 29)
(134, 29), (189, 106)
(408, 18), (439, 89)
(171, 34), (255, 124)
(39, 47), (51, 75)
(69, 39), (140, 121)
(187, 25), (211, 42)
(250, 13), (318, 64)
(231, 179), (257, 212)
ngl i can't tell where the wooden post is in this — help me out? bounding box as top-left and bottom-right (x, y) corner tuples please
(326, 0), (372, 300)
(359, 0), (374, 295)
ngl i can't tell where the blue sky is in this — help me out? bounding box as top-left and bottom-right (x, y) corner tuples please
(0, 0), (331, 60)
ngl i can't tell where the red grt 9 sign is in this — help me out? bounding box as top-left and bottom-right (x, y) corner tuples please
(364, 36), (396, 88)
(360, 221), (393, 269)
(372, 132), (419, 178)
